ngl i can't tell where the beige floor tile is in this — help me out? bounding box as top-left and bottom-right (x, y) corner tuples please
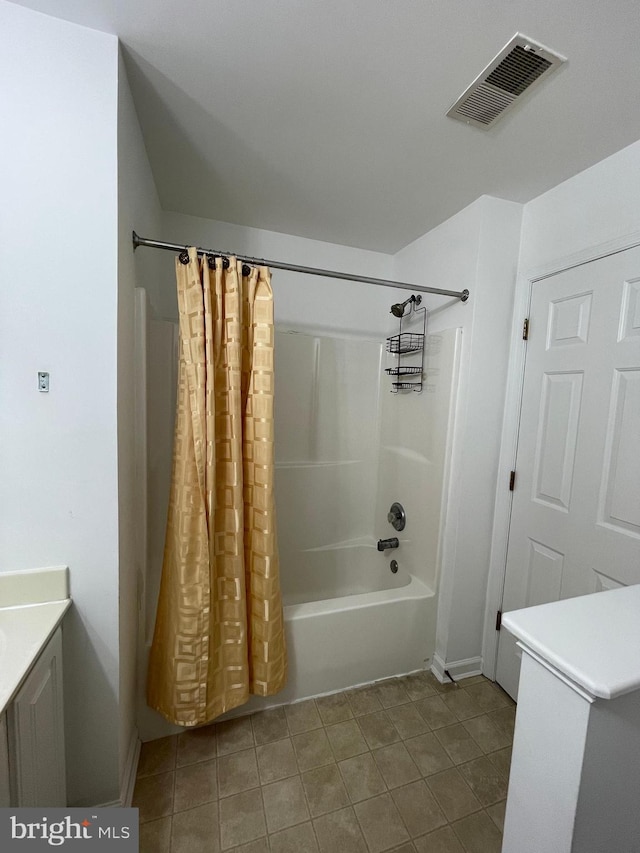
(313, 806), (368, 853)
(422, 673), (459, 695)
(217, 716), (255, 756)
(463, 682), (510, 713)
(171, 802), (220, 853)
(486, 799), (506, 832)
(434, 724), (483, 765)
(292, 728), (334, 771)
(218, 748), (260, 799)
(256, 738), (298, 784)
(176, 725), (217, 767)
(227, 840), (269, 853)
(487, 746), (512, 779)
(458, 676), (487, 687)
(251, 707), (289, 745)
(404, 733), (453, 777)
(269, 821), (320, 853)
(357, 710), (400, 749)
(137, 736), (177, 778)
(219, 788), (267, 850)
(157, 683), (517, 852)
(398, 672), (437, 702)
(284, 700), (322, 735)
(262, 775), (310, 833)
(346, 685), (384, 717)
(354, 792), (410, 853)
(326, 719), (368, 761)
(372, 742), (421, 789)
(338, 752), (386, 803)
(441, 690), (484, 722)
(132, 771), (174, 823)
(451, 811), (503, 853)
(386, 704), (430, 739)
(302, 764), (350, 817)
(413, 697), (457, 730)
(414, 825), (465, 853)
(488, 706), (516, 739)
(457, 756), (508, 807)
(174, 758), (218, 812)
(316, 692), (353, 725)
(390, 780), (447, 838)
(376, 678), (411, 708)
(139, 816), (171, 853)
(426, 768), (482, 822)
(461, 714), (511, 754)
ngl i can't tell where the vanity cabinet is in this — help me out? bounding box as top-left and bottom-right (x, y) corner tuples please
(7, 627), (66, 806)
(0, 714), (10, 807)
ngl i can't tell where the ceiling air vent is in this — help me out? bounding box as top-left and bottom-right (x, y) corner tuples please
(447, 34), (566, 129)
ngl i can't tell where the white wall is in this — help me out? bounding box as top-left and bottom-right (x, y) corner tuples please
(518, 138), (640, 273)
(0, 2), (120, 806)
(117, 52), (165, 795)
(393, 196), (523, 675)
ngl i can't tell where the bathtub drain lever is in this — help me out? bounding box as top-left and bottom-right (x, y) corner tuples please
(377, 537), (399, 551)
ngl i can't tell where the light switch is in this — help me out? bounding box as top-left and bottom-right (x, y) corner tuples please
(38, 372), (49, 392)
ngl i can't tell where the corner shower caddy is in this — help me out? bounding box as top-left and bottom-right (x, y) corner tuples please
(385, 295), (426, 392)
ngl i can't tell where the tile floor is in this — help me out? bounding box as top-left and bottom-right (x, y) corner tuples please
(134, 672), (515, 853)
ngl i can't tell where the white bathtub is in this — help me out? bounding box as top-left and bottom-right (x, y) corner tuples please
(140, 567), (436, 737)
(224, 568), (436, 720)
(265, 540), (436, 702)
(277, 573), (436, 702)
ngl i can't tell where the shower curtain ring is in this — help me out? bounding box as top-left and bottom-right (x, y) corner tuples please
(207, 253), (217, 269)
(242, 264), (251, 277)
(222, 257), (230, 270)
(178, 249), (190, 265)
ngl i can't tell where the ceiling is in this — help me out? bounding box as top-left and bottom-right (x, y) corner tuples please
(11, 0), (640, 252)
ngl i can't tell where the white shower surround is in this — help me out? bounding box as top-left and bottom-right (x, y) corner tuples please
(136, 292), (460, 737)
(280, 540), (410, 606)
(272, 325), (460, 702)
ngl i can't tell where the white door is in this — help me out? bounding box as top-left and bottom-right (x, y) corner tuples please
(496, 247), (640, 700)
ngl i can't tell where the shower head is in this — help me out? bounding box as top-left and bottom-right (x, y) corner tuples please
(390, 294), (421, 317)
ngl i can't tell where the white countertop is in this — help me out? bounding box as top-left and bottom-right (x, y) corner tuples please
(502, 584), (640, 700)
(0, 567), (71, 714)
(0, 600), (71, 713)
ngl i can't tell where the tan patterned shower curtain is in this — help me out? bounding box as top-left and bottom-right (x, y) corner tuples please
(147, 248), (287, 726)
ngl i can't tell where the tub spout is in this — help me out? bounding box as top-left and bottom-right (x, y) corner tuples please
(377, 537), (399, 552)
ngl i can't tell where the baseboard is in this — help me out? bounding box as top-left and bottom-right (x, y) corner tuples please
(431, 654), (483, 684)
(120, 729), (141, 807)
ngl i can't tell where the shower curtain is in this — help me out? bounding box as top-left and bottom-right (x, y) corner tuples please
(147, 248), (287, 726)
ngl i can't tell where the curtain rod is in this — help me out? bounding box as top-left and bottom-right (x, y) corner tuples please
(132, 232), (469, 301)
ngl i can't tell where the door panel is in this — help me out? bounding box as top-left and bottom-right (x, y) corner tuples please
(496, 247), (640, 699)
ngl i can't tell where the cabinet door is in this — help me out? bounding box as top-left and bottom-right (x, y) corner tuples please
(0, 714), (10, 807)
(9, 627), (66, 806)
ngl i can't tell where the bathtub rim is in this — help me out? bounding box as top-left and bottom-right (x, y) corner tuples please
(284, 573), (434, 620)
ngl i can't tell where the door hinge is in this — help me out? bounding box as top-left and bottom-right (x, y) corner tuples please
(509, 470), (516, 491)
(522, 318), (529, 340)
(496, 610), (502, 631)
